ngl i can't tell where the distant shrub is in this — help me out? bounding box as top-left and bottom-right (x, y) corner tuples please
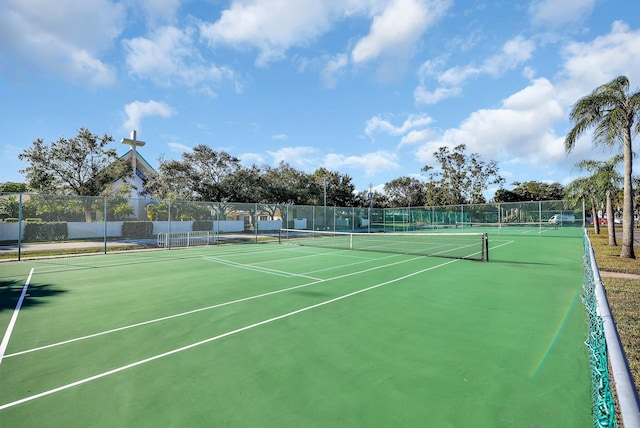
(23, 222), (67, 242)
(122, 221), (154, 239)
(193, 220), (213, 231)
(5, 218), (19, 223)
(25, 218), (42, 223)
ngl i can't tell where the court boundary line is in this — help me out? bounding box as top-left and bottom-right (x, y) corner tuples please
(0, 268), (34, 366)
(4, 253), (425, 359)
(0, 257), (461, 411)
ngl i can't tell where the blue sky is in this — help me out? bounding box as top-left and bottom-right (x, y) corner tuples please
(1, 0), (640, 196)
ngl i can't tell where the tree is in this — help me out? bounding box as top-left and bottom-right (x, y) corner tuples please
(354, 190), (389, 208)
(18, 128), (130, 221)
(309, 168), (356, 207)
(576, 155), (623, 246)
(225, 165), (266, 203)
(383, 177), (426, 208)
(184, 146), (241, 201)
(565, 76), (640, 258)
(422, 144), (504, 205)
(262, 162), (313, 205)
(510, 181), (564, 201)
(144, 157), (193, 200)
(0, 182), (28, 193)
(145, 146), (241, 201)
(565, 176), (601, 235)
(0, 195), (20, 218)
(492, 188), (520, 203)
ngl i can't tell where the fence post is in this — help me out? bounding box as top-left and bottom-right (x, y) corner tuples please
(104, 197), (108, 254)
(538, 200), (542, 236)
(18, 193), (22, 261)
(168, 201), (172, 250)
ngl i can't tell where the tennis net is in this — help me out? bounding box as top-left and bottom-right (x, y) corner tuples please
(278, 229), (489, 261)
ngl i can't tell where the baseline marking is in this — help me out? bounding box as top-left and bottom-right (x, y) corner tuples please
(0, 258), (459, 411)
(0, 268), (34, 366)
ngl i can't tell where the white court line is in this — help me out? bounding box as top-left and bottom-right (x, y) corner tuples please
(214, 246), (404, 276)
(0, 258), (460, 411)
(4, 254), (424, 359)
(5, 241), (510, 361)
(202, 256), (323, 280)
(0, 268), (34, 366)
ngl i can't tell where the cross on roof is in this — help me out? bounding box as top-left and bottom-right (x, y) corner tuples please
(121, 130), (146, 174)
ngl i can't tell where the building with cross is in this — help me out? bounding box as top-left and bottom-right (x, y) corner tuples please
(111, 130), (155, 220)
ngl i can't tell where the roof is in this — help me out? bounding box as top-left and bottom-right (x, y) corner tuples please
(119, 149), (155, 175)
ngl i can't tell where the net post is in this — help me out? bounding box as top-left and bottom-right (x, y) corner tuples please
(483, 233), (489, 262)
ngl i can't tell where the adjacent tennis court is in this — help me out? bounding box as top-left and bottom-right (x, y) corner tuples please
(0, 231), (591, 426)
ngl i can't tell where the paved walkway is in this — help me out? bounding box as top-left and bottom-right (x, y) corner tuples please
(599, 271), (640, 280)
(0, 240), (155, 252)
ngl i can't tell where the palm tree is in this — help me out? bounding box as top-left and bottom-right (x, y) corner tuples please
(565, 76), (640, 259)
(575, 155), (623, 246)
(565, 176), (601, 235)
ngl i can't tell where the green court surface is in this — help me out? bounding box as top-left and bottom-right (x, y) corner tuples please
(0, 233), (591, 427)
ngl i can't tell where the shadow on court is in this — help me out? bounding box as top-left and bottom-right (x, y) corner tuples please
(0, 281), (67, 312)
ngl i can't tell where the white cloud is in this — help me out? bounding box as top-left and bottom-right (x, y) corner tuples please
(414, 85), (462, 105)
(321, 54), (349, 88)
(199, 0), (450, 79)
(483, 36), (536, 76)
(556, 21), (640, 106)
(199, 0), (338, 67)
(323, 151), (400, 176)
(135, 0), (182, 24)
(271, 134), (289, 141)
(240, 152), (265, 165)
(365, 113), (433, 138)
(400, 129), (433, 146)
(416, 19), (640, 184)
(167, 142), (192, 153)
(266, 146), (319, 169)
(529, 0), (595, 28)
(0, 0), (124, 85)
(123, 100), (175, 131)
(415, 78), (568, 168)
(415, 35), (536, 105)
(351, 0), (451, 64)
(124, 26), (239, 93)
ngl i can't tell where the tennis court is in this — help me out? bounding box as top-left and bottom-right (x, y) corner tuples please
(0, 231), (591, 427)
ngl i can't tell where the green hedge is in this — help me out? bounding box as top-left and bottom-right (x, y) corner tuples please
(193, 220), (213, 231)
(23, 222), (67, 242)
(122, 221), (154, 239)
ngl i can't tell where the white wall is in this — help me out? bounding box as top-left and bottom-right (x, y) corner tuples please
(213, 220), (244, 233)
(258, 220), (282, 231)
(67, 222), (124, 239)
(0, 222), (20, 241)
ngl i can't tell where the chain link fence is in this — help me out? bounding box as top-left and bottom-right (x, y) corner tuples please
(0, 193), (584, 260)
